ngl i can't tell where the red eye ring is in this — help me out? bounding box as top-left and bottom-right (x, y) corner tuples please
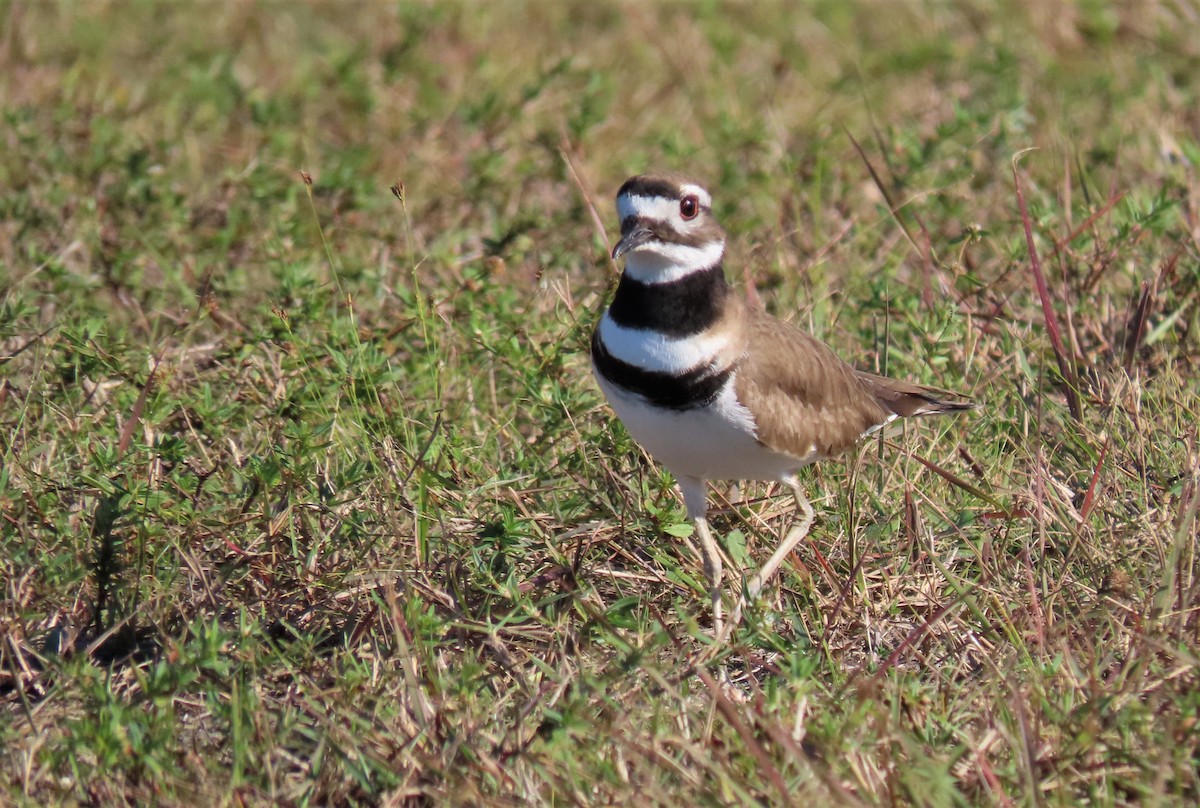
(680, 195), (699, 220)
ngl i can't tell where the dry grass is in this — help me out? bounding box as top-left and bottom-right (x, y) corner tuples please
(2, 2), (1199, 805)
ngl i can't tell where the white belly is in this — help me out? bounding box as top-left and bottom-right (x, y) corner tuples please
(594, 369), (804, 483)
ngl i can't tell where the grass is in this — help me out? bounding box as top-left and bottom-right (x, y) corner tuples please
(2, 1), (1199, 804)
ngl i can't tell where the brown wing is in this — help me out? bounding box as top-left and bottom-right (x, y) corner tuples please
(733, 301), (894, 459)
(733, 301), (975, 460)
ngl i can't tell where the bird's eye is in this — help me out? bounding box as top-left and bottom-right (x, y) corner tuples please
(680, 195), (699, 220)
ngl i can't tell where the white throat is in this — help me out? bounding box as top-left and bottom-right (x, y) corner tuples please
(622, 240), (725, 284)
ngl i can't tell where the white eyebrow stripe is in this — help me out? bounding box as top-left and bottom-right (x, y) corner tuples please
(599, 313), (731, 374)
(617, 194), (679, 223)
(679, 184), (711, 207)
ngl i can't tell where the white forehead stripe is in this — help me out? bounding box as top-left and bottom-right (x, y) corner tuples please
(599, 313), (730, 374)
(616, 185), (711, 222)
(617, 194), (678, 223)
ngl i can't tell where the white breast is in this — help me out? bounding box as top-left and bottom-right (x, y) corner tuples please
(593, 368), (806, 483)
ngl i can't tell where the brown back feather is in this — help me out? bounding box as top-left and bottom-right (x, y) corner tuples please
(732, 298), (974, 460)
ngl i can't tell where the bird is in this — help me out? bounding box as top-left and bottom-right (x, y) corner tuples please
(590, 172), (975, 637)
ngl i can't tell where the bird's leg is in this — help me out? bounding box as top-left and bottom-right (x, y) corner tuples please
(731, 477), (815, 627)
(749, 478), (815, 597)
(693, 515), (723, 638)
(679, 477), (723, 637)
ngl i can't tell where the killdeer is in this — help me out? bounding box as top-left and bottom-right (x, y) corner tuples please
(591, 172), (974, 636)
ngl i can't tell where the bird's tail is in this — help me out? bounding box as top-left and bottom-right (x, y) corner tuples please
(854, 371), (978, 418)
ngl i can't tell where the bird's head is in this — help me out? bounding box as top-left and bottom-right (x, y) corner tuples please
(611, 173), (726, 282)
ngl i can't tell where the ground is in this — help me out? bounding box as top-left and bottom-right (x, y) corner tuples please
(2, 2), (1199, 805)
